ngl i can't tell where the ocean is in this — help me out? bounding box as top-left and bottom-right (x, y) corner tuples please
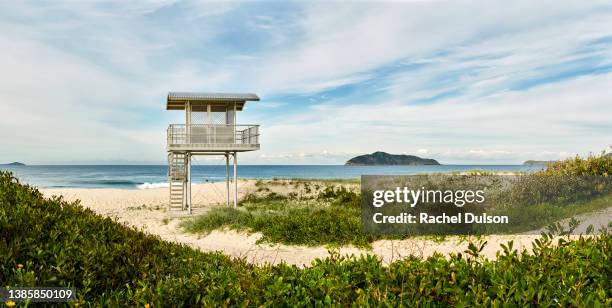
(0, 164), (543, 189)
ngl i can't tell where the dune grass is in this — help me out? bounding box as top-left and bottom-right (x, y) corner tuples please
(183, 151), (612, 246)
(183, 188), (612, 246)
(181, 186), (376, 247)
(483, 193), (612, 234)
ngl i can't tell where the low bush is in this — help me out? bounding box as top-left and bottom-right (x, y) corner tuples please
(184, 183), (367, 246)
(250, 206), (369, 246)
(182, 204), (370, 247)
(318, 185), (361, 208)
(1, 171), (611, 306)
(182, 207), (252, 232)
(241, 191), (287, 203)
(541, 149), (612, 176)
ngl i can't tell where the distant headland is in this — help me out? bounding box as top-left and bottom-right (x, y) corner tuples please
(522, 160), (555, 166)
(1, 162), (26, 166)
(345, 151), (440, 166)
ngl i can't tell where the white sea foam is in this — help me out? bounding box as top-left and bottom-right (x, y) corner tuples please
(137, 182), (170, 189)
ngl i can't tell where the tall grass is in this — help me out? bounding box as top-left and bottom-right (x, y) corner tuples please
(182, 186), (371, 247)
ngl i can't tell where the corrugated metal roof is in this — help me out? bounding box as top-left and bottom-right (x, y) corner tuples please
(168, 92), (260, 102)
(166, 92), (260, 111)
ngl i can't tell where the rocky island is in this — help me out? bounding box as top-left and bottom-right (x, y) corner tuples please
(1, 162), (26, 166)
(345, 151), (440, 166)
(523, 160), (554, 166)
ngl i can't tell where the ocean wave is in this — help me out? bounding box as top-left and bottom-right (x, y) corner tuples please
(137, 182), (170, 189)
(64, 179), (142, 188)
(96, 180), (140, 185)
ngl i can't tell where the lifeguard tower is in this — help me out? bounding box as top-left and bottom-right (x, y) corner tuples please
(165, 92), (260, 213)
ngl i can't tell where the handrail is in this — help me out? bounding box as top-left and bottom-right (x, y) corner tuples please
(167, 124), (259, 145)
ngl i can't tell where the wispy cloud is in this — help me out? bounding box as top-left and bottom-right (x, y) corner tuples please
(0, 1), (611, 164)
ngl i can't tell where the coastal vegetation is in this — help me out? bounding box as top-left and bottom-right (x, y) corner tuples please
(184, 150), (612, 246)
(541, 149), (612, 176)
(1, 171), (611, 306)
(182, 184), (375, 247)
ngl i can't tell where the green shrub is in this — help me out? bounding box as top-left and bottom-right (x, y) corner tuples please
(241, 191), (287, 204)
(0, 171), (252, 306)
(251, 206), (370, 246)
(318, 185), (360, 208)
(183, 204), (369, 247)
(184, 184), (366, 246)
(182, 207), (252, 233)
(541, 149), (612, 176)
(1, 171), (611, 306)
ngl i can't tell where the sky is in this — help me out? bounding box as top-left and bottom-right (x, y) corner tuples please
(0, 0), (611, 165)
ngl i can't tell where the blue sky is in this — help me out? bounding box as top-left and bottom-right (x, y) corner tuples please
(1, 0), (611, 164)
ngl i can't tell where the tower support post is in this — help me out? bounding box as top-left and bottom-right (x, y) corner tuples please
(233, 151), (237, 208)
(225, 152), (230, 207)
(186, 152), (192, 214)
(182, 156), (187, 211)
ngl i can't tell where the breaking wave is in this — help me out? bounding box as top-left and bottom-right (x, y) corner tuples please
(137, 182), (170, 189)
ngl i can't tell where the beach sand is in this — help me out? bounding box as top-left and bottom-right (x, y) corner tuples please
(41, 181), (608, 267)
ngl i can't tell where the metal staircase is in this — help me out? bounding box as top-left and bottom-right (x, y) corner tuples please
(168, 152), (186, 210)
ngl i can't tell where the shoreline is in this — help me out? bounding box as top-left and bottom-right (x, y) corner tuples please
(28, 171), (526, 190)
(2, 165), (542, 190)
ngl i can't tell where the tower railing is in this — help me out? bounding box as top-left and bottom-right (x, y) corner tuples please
(167, 124), (260, 147)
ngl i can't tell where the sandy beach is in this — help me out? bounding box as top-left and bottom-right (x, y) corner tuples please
(41, 181), (608, 267)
